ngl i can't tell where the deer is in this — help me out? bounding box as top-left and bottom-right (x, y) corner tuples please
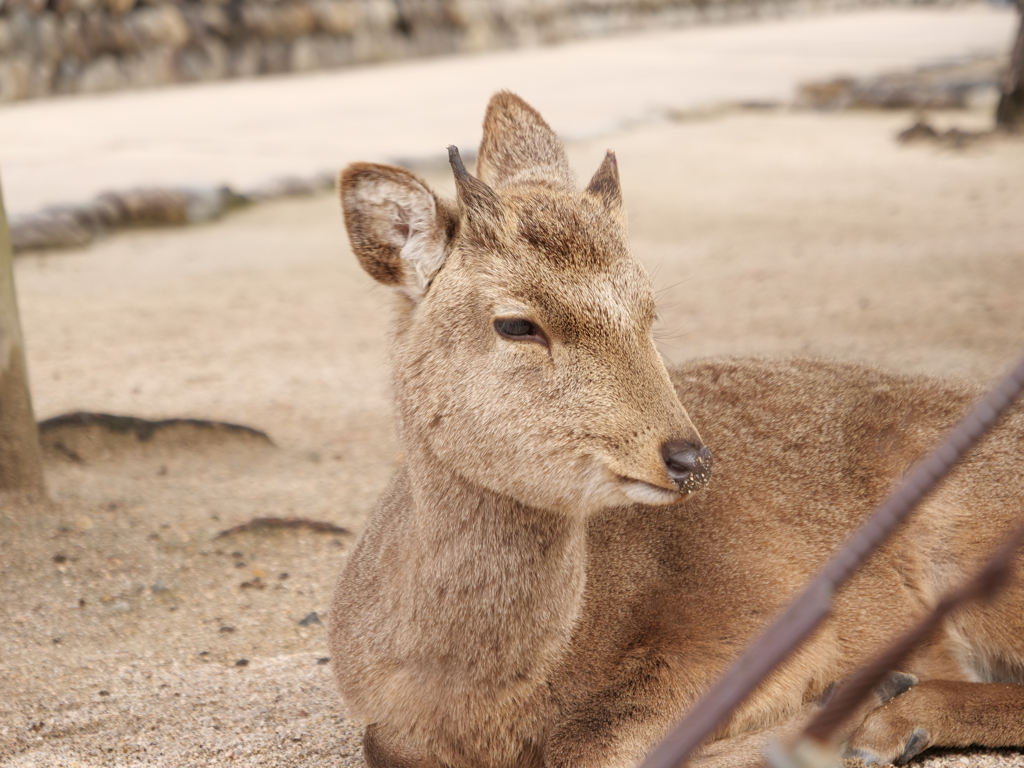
(327, 91), (1024, 768)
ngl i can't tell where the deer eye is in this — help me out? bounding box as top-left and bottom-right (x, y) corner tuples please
(494, 318), (546, 344)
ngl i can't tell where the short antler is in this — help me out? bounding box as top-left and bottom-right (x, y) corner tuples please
(447, 145), (470, 180)
(448, 145), (501, 218)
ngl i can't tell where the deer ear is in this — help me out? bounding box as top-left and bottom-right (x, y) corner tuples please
(586, 151), (623, 211)
(476, 91), (575, 191)
(340, 163), (457, 300)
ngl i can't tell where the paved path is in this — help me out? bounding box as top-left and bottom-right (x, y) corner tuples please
(0, 4), (1014, 216)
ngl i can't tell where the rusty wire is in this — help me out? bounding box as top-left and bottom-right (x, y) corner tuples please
(635, 351), (1024, 768)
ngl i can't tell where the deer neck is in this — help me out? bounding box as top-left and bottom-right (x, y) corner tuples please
(400, 441), (588, 701)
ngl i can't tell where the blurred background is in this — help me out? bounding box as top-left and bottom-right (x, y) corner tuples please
(1, 0), (1023, 765)
(1, 0), (1012, 101)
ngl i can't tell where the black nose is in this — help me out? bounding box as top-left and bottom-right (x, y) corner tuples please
(661, 441), (713, 492)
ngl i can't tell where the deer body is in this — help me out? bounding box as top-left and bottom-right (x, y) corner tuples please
(329, 93), (1024, 768)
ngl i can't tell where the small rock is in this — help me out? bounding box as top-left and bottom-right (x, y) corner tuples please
(105, 0), (138, 15)
(219, 625), (235, 633)
(317, 657), (330, 665)
(240, 175), (324, 202)
(183, 186), (235, 223)
(10, 210), (95, 252)
(310, 0), (359, 34)
(152, 579), (168, 593)
(897, 120), (940, 143)
(235, 658), (249, 667)
(240, 3), (315, 39)
(87, 195), (125, 227)
(110, 601), (131, 613)
(125, 5), (190, 48)
(112, 187), (186, 224)
(298, 611), (321, 626)
(78, 55), (124, 94)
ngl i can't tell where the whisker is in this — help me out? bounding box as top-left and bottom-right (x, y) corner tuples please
(656, 276), (696, 297)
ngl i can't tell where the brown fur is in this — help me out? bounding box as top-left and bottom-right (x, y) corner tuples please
(328, 91), (1024, 768)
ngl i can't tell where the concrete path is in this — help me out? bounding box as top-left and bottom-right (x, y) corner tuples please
(0, 3), (1015, 216)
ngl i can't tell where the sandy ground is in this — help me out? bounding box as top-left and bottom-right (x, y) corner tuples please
(3, 105), (1024, 766)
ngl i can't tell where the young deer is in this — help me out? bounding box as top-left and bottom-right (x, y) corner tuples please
(328, 92), (1024, 768)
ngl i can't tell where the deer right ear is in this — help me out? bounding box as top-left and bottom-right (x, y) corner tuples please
(340, 163), (458, 300)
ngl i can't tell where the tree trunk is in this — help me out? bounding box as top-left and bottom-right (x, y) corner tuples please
(995, 1), (1024, 131)
(0, 179), (45, 494)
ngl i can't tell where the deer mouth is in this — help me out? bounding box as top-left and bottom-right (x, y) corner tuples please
(619, 478), (685, 506)
(617, 466), (712, 505)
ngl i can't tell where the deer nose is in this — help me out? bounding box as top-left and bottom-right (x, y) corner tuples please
(661, 441), (713, 492)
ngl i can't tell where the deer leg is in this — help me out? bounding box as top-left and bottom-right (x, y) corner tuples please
(545, 647), (923, 768)
(686, 706), (821, 768)
(846, 680), (1024, 765)
(689, 671), (921, 768)
(547, 702), (822, 768)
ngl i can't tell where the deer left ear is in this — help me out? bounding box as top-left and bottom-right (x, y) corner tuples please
(340, 162), (458, 301)
(586, 151), (623, 211)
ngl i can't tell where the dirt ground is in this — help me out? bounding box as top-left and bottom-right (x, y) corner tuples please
(2, 105), (1024, 767)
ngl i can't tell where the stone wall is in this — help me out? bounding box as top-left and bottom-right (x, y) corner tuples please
(0, 0), (920, 102)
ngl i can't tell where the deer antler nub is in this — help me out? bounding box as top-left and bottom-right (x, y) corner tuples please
(448, 145), (500, 217)
(447, 145), (469, 180)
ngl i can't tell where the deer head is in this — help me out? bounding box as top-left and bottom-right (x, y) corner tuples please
(339, 91), (710, 516)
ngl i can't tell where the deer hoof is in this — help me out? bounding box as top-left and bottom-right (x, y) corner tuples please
(875, 671), (919, 705)
(896, 729), (932, 765)
(845, 679), (937, 766)
(845, 728), (932, 766)
(846, 706), (934, 767)
(843, 747), (887, 766)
